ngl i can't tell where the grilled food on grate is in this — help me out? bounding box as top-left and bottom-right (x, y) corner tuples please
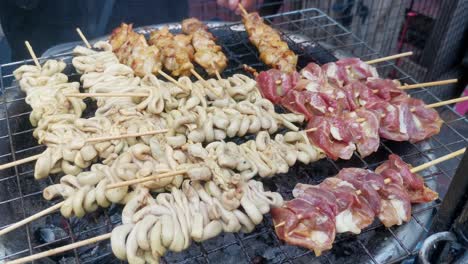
(109, 23), (163, 77)
(256, 59), (443, 160)
(272, 154), (439, 256)
(240, 11), (298, 73)
(181, 18), (228, 76)
(148, 26), (195, 77)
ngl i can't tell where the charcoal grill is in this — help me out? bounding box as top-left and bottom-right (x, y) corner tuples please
(0, 8), (467, 264)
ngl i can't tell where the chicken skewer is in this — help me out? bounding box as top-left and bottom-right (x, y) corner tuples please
(5, 148), (464, 264)
(238, 4), (298, 73)
(0, 169), (185, 236)
(148, 26), (195, 77)
(181, 18), (228, 76)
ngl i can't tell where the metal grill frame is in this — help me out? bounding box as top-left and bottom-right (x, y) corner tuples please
(0, 8), (466, 264)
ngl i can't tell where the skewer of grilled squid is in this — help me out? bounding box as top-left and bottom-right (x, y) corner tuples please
(6, 178), (282, 264)
(5, 148), (466, 264)
(0, 169), (185, 237)
(1, 130), (323, 236)
(0, 129), (169, 172)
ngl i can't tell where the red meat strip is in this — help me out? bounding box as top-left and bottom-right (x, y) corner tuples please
(365, 78), (406, 102)
(375, 154), (438, 203)
(271, 199), (336, 256)
(345, 109), (381, 157)
(256, 69), (300, 104)
(336, 168), (384, 215)
(306, 115), (356, 160)
(391, 97), (443, 142)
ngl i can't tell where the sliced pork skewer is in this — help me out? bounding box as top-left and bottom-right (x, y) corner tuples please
(271, 149), (466, 256)
(182, 18), (228, 76)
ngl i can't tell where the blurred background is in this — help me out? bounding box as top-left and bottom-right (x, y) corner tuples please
(0, 0), (467, 105)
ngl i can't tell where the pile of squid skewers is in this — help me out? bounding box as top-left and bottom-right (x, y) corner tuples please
(256, 58), (443, 160)
(272, 154), (439, 256)
(109, 18), (227, 78)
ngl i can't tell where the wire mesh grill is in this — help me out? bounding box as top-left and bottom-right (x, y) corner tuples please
(0, 8), (466, 264)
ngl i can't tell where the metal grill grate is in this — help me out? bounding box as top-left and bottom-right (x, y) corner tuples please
(0, 8), (466, 264)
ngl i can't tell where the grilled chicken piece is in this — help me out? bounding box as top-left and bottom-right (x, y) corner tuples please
(149, 27), (194, 77)
(182, 18), (227, 76)
(242, 12), (297, 73)
(109, 23), (162, 77)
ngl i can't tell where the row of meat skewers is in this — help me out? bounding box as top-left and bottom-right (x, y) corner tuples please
(108, 18), (227, 77)
(2, 11), (467, 264)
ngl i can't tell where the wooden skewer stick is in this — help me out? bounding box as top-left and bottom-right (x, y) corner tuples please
(0, 154), (42, 171)
(210, 62), (223, 81)
(0, 130), (168, 171)
(410, 148), (466, 173)
(76, 27), (92, 49)
(0, 201), (64, 236)
(425, 96), (468, 109)
(157, 70), (190, 91)
(66, 92), (149, 98)
(6, 233), (112, 264)
(24, 41), (41, 68)
(85, 129), (169, 143)
(190, 69), (222, 97)
(398, 79), (458, 90)
(238, 3), (249, 16)
(365, 52), (413, 65)
(0, 169), (186, 237)
(275, 148), (466, 229)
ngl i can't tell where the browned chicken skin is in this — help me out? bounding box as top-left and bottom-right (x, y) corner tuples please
(182, 18), (228, 76)
(149, 27), (195, 77)
(242, 13), (297, 73)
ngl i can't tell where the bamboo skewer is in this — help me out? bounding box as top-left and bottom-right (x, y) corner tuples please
(76, 27), (92, 49)
(157, 70), (191, 91)
(0, 169), (187, 237)
(6, 233), (112, 264)
(66, 92), (149, 98)
(190, 69), (222, 97)
(5, 148), (465, 264)
(425, 96), (468, 108)
(410, 148), (466, 173)
(24, 41), (41, 68)
(0, 154), (43, 171)
(365, 52), (413, 64)
(238, 3), (248, 16)
(0, 129), (168, 171)
(0, 202), (64, 236)
(275, 147), (466, 229)
(398, 79), (458, 90)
